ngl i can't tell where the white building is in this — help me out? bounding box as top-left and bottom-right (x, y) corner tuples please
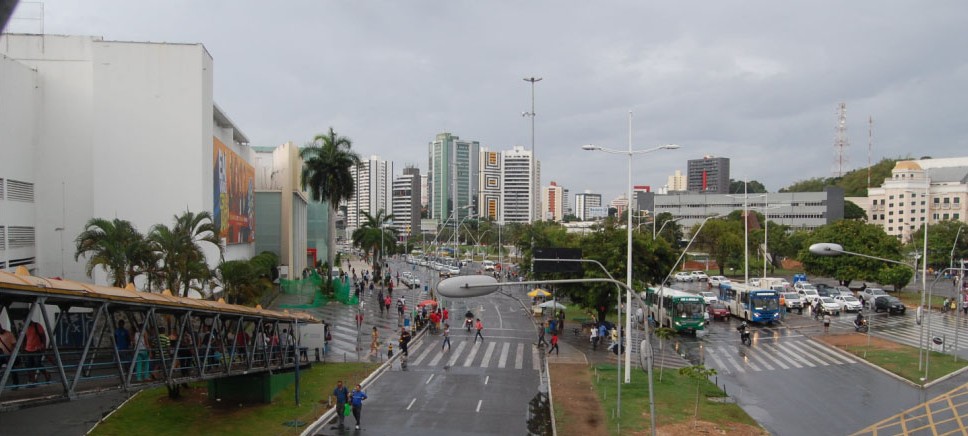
(428, 133), (479, 225)
(866, 158), (968, 242)
(654, 188), (845, 233)
(610, 194), (629, 218)
(542, 181), (566, 222)
(574, 191), (603, 221)
(501, 146), (537, 223)
(345, 156), (393, 234)
(0, 34), (255, 286)
(391, 166), (421, 238)
(252, 143), (309, 280)
(478, 149), (502, 221)
(666, 169), (687, 192)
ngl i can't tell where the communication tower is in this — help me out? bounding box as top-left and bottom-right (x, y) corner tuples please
(834, 102), (849, 177)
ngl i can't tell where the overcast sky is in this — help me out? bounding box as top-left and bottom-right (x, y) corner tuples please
(8, 1), (968, 203)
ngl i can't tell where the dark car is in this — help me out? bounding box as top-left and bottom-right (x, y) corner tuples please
(707, 301), (730, 321)
(873, 295), (906, 315)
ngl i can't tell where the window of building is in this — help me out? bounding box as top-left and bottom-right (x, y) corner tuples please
(0, 226), (4, 250)
(955, 197), (961, 204)
(933, 213), (939, 220)
(899, 194), (905, 199)
(955, 213), (961, 220)
(888, 219), (893, 223)
(888, 227), (894, 232)
(934, 198), (940, 204)
(5, 180), (33, 202)
(889, 195), (894, 200)
(943, 213), (950, 220)
(944, 198), (951, 204)
(7, 226), (34, 248)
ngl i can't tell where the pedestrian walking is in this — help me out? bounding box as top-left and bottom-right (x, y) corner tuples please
(350, 384), (368, 430)
(823, 314), (831, 333)
(369, 327), (379, 358)
(355, 310), (364, 329)
(548, 332), (559, 355)
(536, 321), (547, 347)
(590, 325), (599, 350)
(332, 380), (350, 429)
(474, 318), (484, 343)
(441, 323), (451, 351)
(399, 328), (412, 356)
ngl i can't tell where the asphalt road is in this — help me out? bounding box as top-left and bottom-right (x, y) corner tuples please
(315, 259), (541, 435)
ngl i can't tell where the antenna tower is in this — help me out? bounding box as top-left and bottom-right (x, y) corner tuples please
(867, 116), (873, 189)
(834, 102), (849, 177)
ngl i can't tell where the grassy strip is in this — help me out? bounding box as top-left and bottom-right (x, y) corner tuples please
(591, 364), (759, 435)
(837, 341), (968, 384)
(91, 363), (378, 436)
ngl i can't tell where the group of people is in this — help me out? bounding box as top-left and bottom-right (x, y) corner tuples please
(332, 380), (368, 430)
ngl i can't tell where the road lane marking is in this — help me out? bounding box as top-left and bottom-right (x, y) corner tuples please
(706, 349), (730, 375)
(515, 343), (525, 369)
(765, 342), (803, 368)
(498, 342), (510, 368)
(407, 397), (416, 410)
(754, 346), (789, 369)
(446, 342), (467, 367)
(799, 340), (853, 364)
(464, 342), (482, 367)
(476, 399), (482, 413)
(428, 346), (447, 366)
(495, 303), (504, 329)
(480, 342), (496, 368)
(532, 346), (540, 370)
(426, 374), (435, 384)
(412, 343), (434, 366)
(484, 375), (489, 385)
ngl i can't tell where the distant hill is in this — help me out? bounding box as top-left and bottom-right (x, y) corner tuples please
(779, 158), (898, 197)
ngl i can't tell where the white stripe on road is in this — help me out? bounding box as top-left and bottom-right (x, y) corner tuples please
(426, 374), (434, 385)
(446, 342), (467, 367)
(476, 399), (482, 413)
(480, 342), (497, 368)
(484, 375), (489, 385)
(766, 343), (803, 368)
(498, 342), (510, 368)
(428, 346), (447, 366)
(705, 349), (730, 375)
(532, 346), (540, 370)
(754, 345), (790, 370)
(407, 397), (416, 410)
(464, 343), (482, 367)
(412, 343), (434, 366)
(514, 343), (525, 369)
(716, 348), (746, 373)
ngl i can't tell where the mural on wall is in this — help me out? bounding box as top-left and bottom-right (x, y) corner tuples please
(213, 137), (255, 244)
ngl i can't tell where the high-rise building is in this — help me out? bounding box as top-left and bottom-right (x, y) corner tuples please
(478, 149), (503, 221)
(501, 146), (536, 223)
(574, 191), (603, 221)
(252, 142), (308, 280)
(543, 181), (565, 222)
(687, 156), (730, 194)
(610, 194), (629, 218)
(428, 133), (480, 226)
(392, 166), (421, 239)
(345, 155), (393, 234)
(667, 169), (687, 192)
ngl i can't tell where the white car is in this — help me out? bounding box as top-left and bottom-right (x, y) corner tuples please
(698, 291), (718, 304)
(816, 297), (842, 316)
(482, 260), (496, 271)
(798, 288), (820, 306)
(834, 295), (862, 312)
(690, 271), (709, 281)
(674, 272), (693, 282)
(709, 276), (730, 287)
(782, 292), (803, 311)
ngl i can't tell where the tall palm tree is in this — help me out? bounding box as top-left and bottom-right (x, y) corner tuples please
(351, 209), (397, 278)
(300, 127), (360, 281)
(147, 211), (222, 297)
(74, 218), (145, 288)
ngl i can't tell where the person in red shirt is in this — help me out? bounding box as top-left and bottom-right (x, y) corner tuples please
(474, 319), (484, 343)
(25, 321), (50, 383)
(548, 332), (560, 355)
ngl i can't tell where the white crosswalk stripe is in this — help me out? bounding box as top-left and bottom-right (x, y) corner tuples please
(498, 342), (510, 368)
(705, 339), (860, 374)
(835, 312), (968, 353)
(480, 342), (497, 368)
(401, 339), (536, 371)
(514, 343), (525, 369)
(463, 343), (482, 367)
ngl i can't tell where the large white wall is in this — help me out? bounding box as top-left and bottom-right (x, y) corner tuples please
(0, 54), (39, 272)
(0, 34), (254, 285)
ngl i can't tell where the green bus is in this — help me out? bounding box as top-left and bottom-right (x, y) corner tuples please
(642, 286), (706, 334)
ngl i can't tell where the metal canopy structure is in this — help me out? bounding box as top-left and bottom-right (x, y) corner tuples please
(0, 269), (318, 411)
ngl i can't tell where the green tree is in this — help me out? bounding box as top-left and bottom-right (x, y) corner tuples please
(907, 220), (968, 272)
(147, 211), (222, 297)
(692, 218), (743, 276)
(74, 218), (146, 287)
(878, 265), (914, 292)
(799, 220), (904, 287)
(301, 127), (361, 284)
(844, 200), (867, 220)
(678, 365), (718, 427)
(780, 177), (827, 193)
(653, 212), (684, 246)
(351, 209), (397, 279)
(729, 179), (767, 194)
(653, 327), (676, 382)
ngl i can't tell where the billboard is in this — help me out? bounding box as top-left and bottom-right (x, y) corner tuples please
(213, 137), (255, 244)
(587, 206), (608, 219)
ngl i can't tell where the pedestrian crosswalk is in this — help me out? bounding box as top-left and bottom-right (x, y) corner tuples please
(835, 312), (968, 353)
(703, 338), (857, 374)
(395, 338), (540, 371)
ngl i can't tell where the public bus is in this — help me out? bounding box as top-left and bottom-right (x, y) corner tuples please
(642, 287), (705, 334)
(719, 283), (781, 324)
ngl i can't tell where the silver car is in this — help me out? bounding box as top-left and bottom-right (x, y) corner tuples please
(834, 295), (862, 312)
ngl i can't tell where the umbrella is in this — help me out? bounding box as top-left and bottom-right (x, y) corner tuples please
(528, 288), (552, 298)
(417, 299), (439, 307)
(538, 300), (567, 310)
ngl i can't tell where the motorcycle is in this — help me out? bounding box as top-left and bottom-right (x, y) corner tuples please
(464, 316), (474, 332)
(853, 318), (869, 333)
(737, 325), (752, 346)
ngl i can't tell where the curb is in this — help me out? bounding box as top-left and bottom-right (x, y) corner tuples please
(807, 335), (922, 389)
(300, 326), (429, 436)
(85, 390), (140, 435)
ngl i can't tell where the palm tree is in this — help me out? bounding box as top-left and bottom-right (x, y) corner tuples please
(351, 209), (397, 279)
(74, 218), (145, 287)
(147, 211), (222, 297)
(300, 127), (361, 282)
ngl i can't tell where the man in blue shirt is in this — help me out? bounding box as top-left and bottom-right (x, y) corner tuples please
(351, 384), (368, 430)
(114, 320), (131, 363)
(332, 380), (349, 429)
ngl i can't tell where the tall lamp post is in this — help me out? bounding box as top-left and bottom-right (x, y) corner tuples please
(582, 111), (680, 383)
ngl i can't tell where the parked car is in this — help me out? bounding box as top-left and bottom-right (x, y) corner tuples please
(834, 295), (863, 312)
(798, 288), (820, 306)
(872, 295), (906, 315)
(782, 292), (803, 312)
(401, 272), (420, 289)
(690, 271), (709, 282)
(698, 291), (718, 304)
(815, 297), (842, 316)
(674, 272), (693, 282)
(707, 301), (730, 321)
(834, 286), (853, 298)
(482, 260), (496, 271)
(859, 288), (888, 306)
(709, 276), (730, 287)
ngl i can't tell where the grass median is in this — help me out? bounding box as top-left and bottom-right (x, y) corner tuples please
(818, 333), (968, 385)
(90, 362), (378, 436)
(589, 363), (764, 435)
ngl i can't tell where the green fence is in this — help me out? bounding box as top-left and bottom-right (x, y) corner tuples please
(278, 273), (357, 309)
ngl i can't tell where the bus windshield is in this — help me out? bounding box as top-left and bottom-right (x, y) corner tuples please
(752, 296), (779, 311)
(675, 300), (705, 319)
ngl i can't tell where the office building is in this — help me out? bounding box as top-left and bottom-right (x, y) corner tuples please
(687, 156), (730, 194)
(1, 34), (254, 287)
(667, 169), (687, 192)
(865, 157), (968, 242)
(478, 150), (503, 221)
(574, 191), (603, 221)
(344, 156), (393, 234)
(392, 166), (422, 239)
(501, 146), (537, 223)
(542, 181), (566, 222)
(428, 133), (480, 226)
(252, 143), (308, 280)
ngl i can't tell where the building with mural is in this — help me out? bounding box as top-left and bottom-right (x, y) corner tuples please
(0, 33), (255, 289)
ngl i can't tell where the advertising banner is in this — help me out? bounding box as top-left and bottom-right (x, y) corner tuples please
(213, 137), (255, 244)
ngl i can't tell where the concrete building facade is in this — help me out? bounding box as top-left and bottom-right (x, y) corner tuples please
(478, 150), (502, 221)
(542, 181), (565, 222)
(687, 156), (730, 194)
(252, 143), (308, 280)
(0, 34), (254, 287)
(392, 166), (421, 239)
(428, 133), (479, 226)
(345, 156), (393, 235)
(574, 191), (602, 221)
(866, 158), (968, 242)
(500, 146), (536, 223)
